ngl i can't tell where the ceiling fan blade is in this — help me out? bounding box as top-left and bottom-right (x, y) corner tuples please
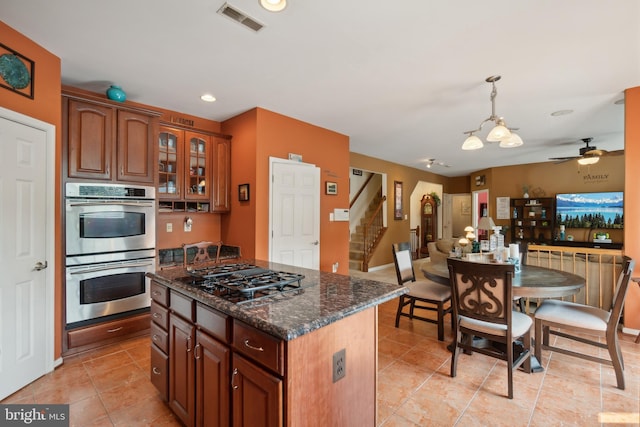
(602, 149), (624, 156)
(549, 156), (579, 161)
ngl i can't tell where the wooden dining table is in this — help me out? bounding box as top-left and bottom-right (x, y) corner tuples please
(420, 257), (585, 373)
(420, 259), (585, 299)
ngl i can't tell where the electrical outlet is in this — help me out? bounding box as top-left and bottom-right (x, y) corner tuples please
(332, 262), (338, 273)
(166, 223), (173, 232)
(332, 348), (346, 382)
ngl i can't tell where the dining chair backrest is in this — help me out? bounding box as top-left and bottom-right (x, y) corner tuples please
(447, 258), (515, 328)
(608, 256), (635, 328)
(392, 242), (416, 285)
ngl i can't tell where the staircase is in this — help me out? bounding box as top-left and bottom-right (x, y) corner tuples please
(349, 195), (387, 271)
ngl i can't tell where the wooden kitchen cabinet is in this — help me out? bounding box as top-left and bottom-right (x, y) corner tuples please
(195, 329), (230, 427)
(63, 90), (159, 184)
(231, 353), (282, 427)
(158, 125), (231, 213)
(169, 313), (196, 427)
(212, 136), (232, 212)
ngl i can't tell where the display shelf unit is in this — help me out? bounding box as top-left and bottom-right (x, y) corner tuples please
(510, 197), (555, 244)
(159, 201), (210, 213)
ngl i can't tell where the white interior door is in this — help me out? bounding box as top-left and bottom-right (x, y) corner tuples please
(0, 109), (55, 400)
(270, 159), (320, 269)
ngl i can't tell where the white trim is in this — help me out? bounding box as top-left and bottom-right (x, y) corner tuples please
(0, 106), (56, 374)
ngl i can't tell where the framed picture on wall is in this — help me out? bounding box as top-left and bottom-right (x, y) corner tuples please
(394, 181), (403, 220)
(238, 183), (250, 201)
(326, 181), (337, 195)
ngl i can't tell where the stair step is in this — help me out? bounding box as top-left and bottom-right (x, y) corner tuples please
(348, 260), (362, 271)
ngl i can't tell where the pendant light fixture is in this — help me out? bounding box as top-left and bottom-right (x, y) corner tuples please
(462, 76), (523, 150)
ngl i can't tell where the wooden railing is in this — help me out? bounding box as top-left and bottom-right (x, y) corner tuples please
(362, 195), (386, 272)
(410, 225), (420, 260)
(349, 173), (374, 209)
(526, 244), (624, 310)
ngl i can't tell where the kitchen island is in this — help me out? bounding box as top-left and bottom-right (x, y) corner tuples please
(147, 259), (407, 427)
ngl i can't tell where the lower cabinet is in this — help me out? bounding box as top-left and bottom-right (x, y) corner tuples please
(231, 353), (282, 427)
(151, 280), (377, 426)
(195, 330), (230, 427)
(168, 313), (195, 426)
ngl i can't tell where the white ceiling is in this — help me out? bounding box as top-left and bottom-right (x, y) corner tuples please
(4, 0), (640, 177)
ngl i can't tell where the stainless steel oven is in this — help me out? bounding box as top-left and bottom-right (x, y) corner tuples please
(65, 251), (155, 325)
(65, 182), (156, 258)
(65, 182), (156, 327)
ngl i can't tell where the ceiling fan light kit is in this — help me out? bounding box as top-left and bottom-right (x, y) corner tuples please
(461, 75), (523, 151)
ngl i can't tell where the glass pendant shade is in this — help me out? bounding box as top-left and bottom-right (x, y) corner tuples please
(462, 134), (483, 150)
(486, 124), (511, 142)
(499, 132), (524, 148)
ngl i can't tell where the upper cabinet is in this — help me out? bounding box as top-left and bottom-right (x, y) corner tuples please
(211, 136), (231, 213)
(158, 125), (231, 213)
(63, 90), (159, 184)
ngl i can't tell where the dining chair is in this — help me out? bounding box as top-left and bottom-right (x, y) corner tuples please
(392, 242), (453, 341)
(534, 256), (635, 390)
(447, 258), (532, 399)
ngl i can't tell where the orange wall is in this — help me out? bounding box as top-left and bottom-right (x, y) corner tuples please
(220, 109), (259, 257)
(0, 22), (63, 359)
(624, 86), (640, 330)
(222, 108), (351, 273)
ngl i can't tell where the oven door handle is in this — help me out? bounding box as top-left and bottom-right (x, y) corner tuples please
(67, 201), (155, 208)
(68, 260), (154, 275)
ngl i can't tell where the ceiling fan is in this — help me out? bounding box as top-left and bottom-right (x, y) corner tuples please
(425, 158), (450, 169)
(549, 138), (624, 165)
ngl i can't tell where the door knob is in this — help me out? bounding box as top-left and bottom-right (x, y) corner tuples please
(34, 261), (48, 271)
(311, 240), (319, 245)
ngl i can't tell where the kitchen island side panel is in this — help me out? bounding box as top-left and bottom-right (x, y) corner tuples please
(285, 307), (377, 426)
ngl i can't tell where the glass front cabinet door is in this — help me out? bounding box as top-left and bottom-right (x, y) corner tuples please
(158, 128), (182, 198)
(185, 132), (210, 200)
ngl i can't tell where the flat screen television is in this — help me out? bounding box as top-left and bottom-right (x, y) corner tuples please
(555, 191), (623, 229)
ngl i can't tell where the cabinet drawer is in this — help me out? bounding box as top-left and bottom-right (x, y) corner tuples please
(67, 313), (150, 349)
(150, 281), (169, 306)
(170, 291), (194, 321)
(150, 300), (169, 330)
(150, 344), (169, 401)
(233, 320), (284, 376)
(150, 321), (169, 353)
(196, 303), (230, 343)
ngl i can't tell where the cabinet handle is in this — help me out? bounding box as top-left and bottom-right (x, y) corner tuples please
(152, 290), (161, 296)
(194, 343), (201, 360)
(231, 368), (238, 390)
(152, 334), (160, 342)
(186, 336), (192, 352)
(107, 327), (123, 333)
(121, 165), (124, 176)
(244, 339), (264, 352)
(152, 312), (162, 319)
(152, 367), (161, 375)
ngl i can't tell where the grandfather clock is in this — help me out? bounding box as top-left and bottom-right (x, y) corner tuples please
(420, 194), (437, 256)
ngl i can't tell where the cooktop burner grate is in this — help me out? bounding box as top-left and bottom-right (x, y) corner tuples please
(180, 263), (306, 303)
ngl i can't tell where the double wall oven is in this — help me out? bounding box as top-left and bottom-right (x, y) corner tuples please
(65, 182), (156, 327)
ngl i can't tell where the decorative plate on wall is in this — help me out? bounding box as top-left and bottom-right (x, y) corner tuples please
(0, 43), (35, 99)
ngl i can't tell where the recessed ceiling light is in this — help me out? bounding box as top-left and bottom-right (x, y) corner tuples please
(200, 94), (216, 102)
(550, 109), (573, 117)
(260, 0), (287, 12)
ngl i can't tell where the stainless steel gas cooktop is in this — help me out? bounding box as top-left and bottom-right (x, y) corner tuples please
(176, 263), (306, 304)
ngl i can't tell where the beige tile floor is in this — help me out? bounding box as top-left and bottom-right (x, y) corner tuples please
(2, 262), (639, 426)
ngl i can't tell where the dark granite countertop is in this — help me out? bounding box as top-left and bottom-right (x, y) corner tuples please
(147, 259), (407, 341)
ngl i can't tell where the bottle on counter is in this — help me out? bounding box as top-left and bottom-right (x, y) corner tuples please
(559, 225), (566, 241)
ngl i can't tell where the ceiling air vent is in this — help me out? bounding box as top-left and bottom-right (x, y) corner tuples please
(217, 2), (264, 32)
